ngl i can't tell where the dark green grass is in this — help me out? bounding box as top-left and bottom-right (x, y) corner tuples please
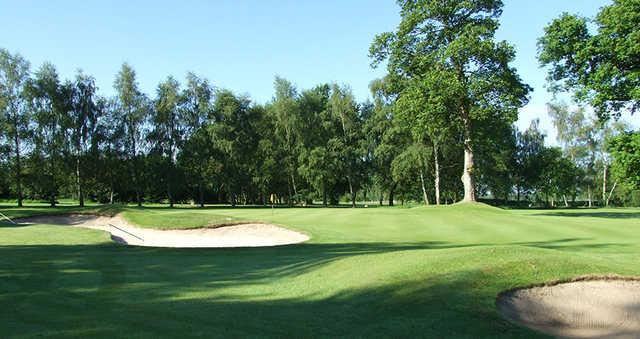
(1, 203), (639, 338)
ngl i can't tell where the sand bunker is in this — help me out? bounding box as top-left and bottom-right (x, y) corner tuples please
(16, 214), (309, 248)
(497, 278), (640, 338)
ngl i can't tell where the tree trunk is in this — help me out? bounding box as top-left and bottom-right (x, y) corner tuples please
(166, 160), (173, 208)
(606, 181), (618, 207)
(198, 179), (204, 207)
(76, 155), (84, 207)
(13, 130), (23, 207)
(602, 165), (607, 205)
(563, 194), (569, 207)
(433, 144), (441, 205)
(287, 177), (293, 207)
(109, 188), (114, 205)
(290, 173), (298, 202)
(388, 183), (396, 206)
(588, 185), (592, 207)
(135, 168), (142, 207)
(131, 131), (142, 207)
(461, 113), (476, 202)
(379, 192), (383, 206)
(348, 177), (356, 208)
(419, 168), (429, 205)
(49, 154), (56, 207)
(131, 154), (141, 207)
(322, 181), (328, 206)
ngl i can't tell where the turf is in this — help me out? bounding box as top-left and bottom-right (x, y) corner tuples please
(1, 203), (639, 338)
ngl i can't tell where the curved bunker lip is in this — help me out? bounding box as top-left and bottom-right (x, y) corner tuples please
(496, 275), (640, 338)
(14, 214), (310, 248)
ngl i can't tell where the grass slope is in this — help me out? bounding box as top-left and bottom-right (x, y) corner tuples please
(1, 203), (639, 338)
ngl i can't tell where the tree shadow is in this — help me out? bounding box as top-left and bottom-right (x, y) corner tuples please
(533, 211), (640, 219)
(0, 221), (31, 228)
(510, 237), (630, 251)
(0, 241), (545, 338)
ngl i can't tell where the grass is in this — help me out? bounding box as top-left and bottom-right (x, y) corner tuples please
(1, 203), (639, 338)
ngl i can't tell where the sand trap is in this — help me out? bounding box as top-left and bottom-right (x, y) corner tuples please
(16, 214), (310, 248)
(497, 278), (640, 338)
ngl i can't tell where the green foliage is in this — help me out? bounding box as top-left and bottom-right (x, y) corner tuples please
(208, 89), (262, 205)
(370, 0), (531, 201)
(537, 147), (580, 204)
(609, 131), (640, 191)
(538, 0), (640, 119)
(113, 63), (149, 206)
(24, 63), (70, 206)
(548, 101), (629, 204)
(0, 0), (634, 210)
(0, 48), (30, 205)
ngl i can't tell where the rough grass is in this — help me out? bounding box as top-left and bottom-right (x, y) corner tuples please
(1, 203), (639, 338)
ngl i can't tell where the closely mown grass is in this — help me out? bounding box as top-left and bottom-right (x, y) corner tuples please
(1, 202), (639, 338)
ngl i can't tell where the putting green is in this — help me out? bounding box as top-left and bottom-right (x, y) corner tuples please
(1, 203), (638, 338)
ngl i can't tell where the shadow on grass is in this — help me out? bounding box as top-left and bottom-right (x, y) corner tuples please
(533, 211), (640, 219)
(510, 237), (630, 251)
(0, 241), (547, 338)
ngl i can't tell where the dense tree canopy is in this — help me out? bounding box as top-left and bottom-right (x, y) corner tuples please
(0, 1), (637, 207)
(609, 132), (640, 192)
(0, 48), (30, 206)
(369, 0), (531, 201)
(538, 0), (640, 119)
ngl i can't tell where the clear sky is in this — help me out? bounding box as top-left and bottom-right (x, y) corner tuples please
(1, 0), (637, 142)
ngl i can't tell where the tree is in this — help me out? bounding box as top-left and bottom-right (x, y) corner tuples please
(209, 90), (261, 206)
(0, 48), (30, 206)
(475, 120), (516, 203)
(365, 78), (407, 206)
(114, 63), (148, 206)
(548, 102), (628, 205)
(609, 132), (640, 193)
(92, 97), (124, 204)
(329, 84), (365, 207)
(298, 143), (341, 206)
(69, 71), (101, 207)
(538, 0), (640, 119)
(370, 0), (530, 202)
(25, 63), (68, 207)
(391, 143), (430, 205)
(252, 115), (284, 205)
(271, 77), (302, 205)
(179, 72), (213, 207)
(537, 147), (579, 207)
(297, 84), (335, 205)
(150, 76), (182, 207)
(514, 119), (546, 202)
(394, 74), (458, 205)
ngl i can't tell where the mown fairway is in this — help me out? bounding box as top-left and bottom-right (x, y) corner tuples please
(1, 204), (639, 338)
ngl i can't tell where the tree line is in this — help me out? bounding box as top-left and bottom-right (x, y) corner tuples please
(1, 0), (638, 207)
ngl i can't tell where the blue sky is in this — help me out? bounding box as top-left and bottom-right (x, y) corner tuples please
(1, 0), (637, 142)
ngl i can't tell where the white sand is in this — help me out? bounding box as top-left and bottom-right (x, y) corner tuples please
(16, 214), (310, 248)
(497, 279), (640, 338)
